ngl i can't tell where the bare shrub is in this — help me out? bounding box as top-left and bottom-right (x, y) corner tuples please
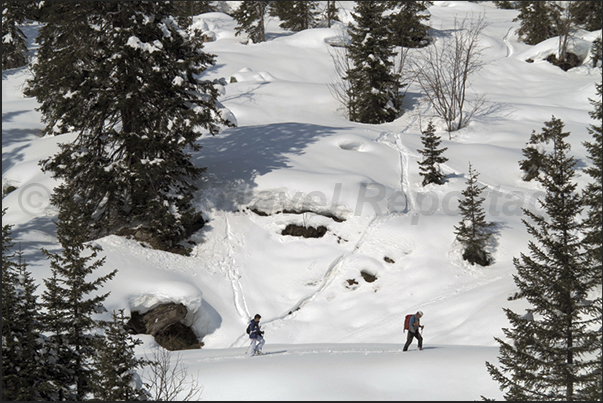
(328, 41), (357, 120)
(412, 14), (488, 137)
(144, 348), (203, 401)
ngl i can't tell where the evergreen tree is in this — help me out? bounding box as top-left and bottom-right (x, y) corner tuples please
(1, 210), (43, 401)
(580, 82), (603, 402)
(514, 1), (559, 45)
(383, 1), (433, 48)
(5, 250), (44, 401)
(519, 128), (547, 182)
(514, 1), (600, 65)
(453, 163), (494, 266)
(93, 310), (151, 401)
(2, 1), (30, 70)
(23, 2), (99, 136)
(25, 2), (232, 250)
(39, 202), (117, 401)
(2, 209), (15, 275)
(417, 120), (448, 186)
(582, 82), (602, 288)
(569, 0), (602, 31)
(486, 116), (602, 401)
(269, 1), (319, 32)
(233, 1), (271, 43)
(493, 1), (520, 10)
(345, 1), (402, 124)
(2, 210), (18, 400)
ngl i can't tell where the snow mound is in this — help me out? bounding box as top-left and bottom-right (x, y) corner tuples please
(338, 140), (366, 152)
(230, 67), (277, 83)
(248, 187), (352, 221)
(128, 282), (202, 315)
(275, 27), (349, 49)
(515, 30), (599, 66)
(190, 12), (239, 42)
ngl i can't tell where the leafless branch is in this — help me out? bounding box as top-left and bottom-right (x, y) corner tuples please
(412, 13), (488, 137)
(144, 348), (203, 401)
(327, 42), (356, 120)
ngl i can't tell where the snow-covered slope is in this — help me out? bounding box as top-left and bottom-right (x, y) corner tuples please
(2, 2), (600, 400)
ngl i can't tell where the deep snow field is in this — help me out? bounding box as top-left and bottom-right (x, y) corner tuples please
(2, 1), (601, 400)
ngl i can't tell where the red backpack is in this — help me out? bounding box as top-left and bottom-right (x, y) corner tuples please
(403, 314), (413, 332)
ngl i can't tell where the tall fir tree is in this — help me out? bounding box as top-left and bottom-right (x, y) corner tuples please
(383, 1), (433, 48)
(514, 1), (560, 45)
(233, 1), (271, 43)
(2, 211), (20, 401)
(5, 249), (44, 401)
(2, 210), (19, 400)
(582, 82), (602, 323)
(486, 116), (602, 401)
(37, 269), (76, 401)
(93, 309), (151, 401)
(1, 210), (43, 401)
(269, 1), (319, 32)
(23, 1), (99, 136)
(2, 1), (30, 70)
(39, 202), (117, 401)
(345, 1), (402, 124)
(453, 163), (494, 266)
(25, 2), (232, 250)
(417, 120), (448, 186)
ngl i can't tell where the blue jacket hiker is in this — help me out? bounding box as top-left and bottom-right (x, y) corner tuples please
(403, 311), (424, 352)
(248, 314), (265, 356)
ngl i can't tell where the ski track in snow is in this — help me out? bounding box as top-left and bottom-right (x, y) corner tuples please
(225, 123), (418, 346)
(266, 132), (416, 332)
(263, 215), (382, 325)
(190, 345), (405, 364)
(394, 132), (417, 214)
(259, 126), (418, 334)
(503, 27), (515, 58)
(220, 213), (250, 326)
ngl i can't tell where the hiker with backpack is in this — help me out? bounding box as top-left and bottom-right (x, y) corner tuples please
(403, 311), (424, 352)
(247, 314), (265, 356)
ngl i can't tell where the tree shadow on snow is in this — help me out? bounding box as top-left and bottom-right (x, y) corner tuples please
(192, 122), (344, 212)
(2, 126), (44, 173)
(6, 215), (59, 277)
(265, 31), (296, 42)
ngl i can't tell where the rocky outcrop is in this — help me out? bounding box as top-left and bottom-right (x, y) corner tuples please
(282, 224), (328, 238)
(126, 303), (202, 351)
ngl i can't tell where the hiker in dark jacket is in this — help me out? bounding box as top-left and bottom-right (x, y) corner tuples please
(403, 311), (424, 351)
(248, 314), (265, 356)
